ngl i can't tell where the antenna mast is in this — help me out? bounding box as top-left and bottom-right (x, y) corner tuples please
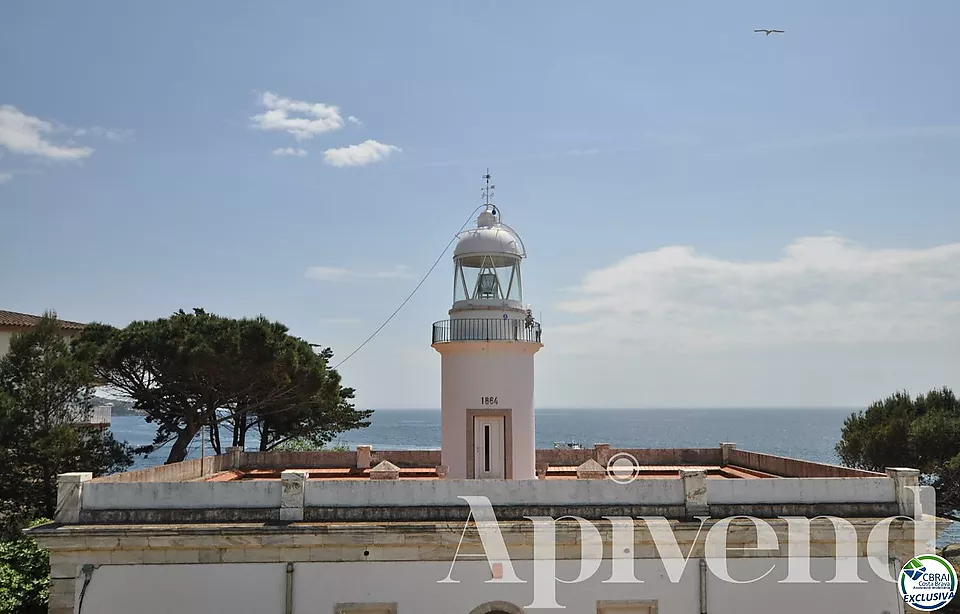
(482, 168), (495, 206)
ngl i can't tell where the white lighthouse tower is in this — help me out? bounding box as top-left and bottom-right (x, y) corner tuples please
(432, 172), (543, 480)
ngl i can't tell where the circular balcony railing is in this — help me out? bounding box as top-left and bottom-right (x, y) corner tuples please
(432, 318), (542, 344)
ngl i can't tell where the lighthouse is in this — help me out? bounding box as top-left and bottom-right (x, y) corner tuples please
(431, 173), (543, 480)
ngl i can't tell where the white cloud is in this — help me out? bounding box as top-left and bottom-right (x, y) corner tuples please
(553, 235), (960, 356)
(0, 105), (94, 160)
(272, 147), (308, 157)
(251, 92), (343, 141)
(78, 126), (135, 142)
(347, 116), (361, 125)
(323, 140), (400, 167)
(305, 264), (415, 282)
(0, 171), (13, 184)
(305, 266), (353, 282)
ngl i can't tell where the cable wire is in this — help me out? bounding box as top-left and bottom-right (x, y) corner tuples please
(331, 205), (485, 370)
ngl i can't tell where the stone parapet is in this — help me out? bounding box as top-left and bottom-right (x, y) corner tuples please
(886, 468), (921, 517)
(29, 516), (942, 568)
(281, 470), (309, 522)
(56, 472), (92, 524)
(680, 469), (708, 517)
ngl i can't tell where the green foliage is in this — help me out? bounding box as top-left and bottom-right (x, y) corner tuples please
(837, 386), (960, 514)
(0, 519), (51, 614)
(0, 315), (134, 533)
(273, 438), (349, 452)
(74, 308), (372, 463)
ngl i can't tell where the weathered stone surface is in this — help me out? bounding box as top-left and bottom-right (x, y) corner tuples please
(110, 549), (146, 564)
(593, 443), (611, 467)
(80, 508), (279, 524)
(576, 459), (607, 480)
(402, 533), (442, 546)
(280, 470), (308, 522)
(680, 469), (708, 516)
(32, 515), (922, 572)
(941, 542), (960, 560)
(369, 460), (400, 480)
(49, 560), (79, 579)
(55, 472), (92, 524)
(243, 547), (282, 562)
(307, 546), (344, 562)
(261, 534), (297, 547)
(356, 445), (372, 469)
(886, 467), (921, 517)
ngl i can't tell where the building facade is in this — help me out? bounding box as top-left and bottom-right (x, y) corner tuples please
(27, 444), (947, 614)
(23, 189), (953, 613)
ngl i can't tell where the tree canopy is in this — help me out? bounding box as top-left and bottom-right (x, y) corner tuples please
(836, 386), (960, 516)
(0, 314), (134, 536)
(73, 308), (372, 464)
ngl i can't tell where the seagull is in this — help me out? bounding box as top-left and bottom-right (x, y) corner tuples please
(754, 29), (784, 36)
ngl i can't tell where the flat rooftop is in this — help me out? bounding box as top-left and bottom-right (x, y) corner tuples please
(48, 443), (917, 526)
(200, 463), (780, 482)
(92, 442), (884, 485)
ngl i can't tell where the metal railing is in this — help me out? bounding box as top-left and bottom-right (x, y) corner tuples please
(432, 318), (542, 344)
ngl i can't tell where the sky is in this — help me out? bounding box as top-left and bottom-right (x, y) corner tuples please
(1, 1), (959, 410)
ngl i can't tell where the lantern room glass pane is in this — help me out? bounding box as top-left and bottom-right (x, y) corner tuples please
(454, 260), (522, 303)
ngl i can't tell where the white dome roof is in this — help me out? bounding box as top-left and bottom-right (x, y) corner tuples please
(453, 206), (525, 267)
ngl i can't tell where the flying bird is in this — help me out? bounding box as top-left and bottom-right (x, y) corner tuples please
(754, 29), (784, 36)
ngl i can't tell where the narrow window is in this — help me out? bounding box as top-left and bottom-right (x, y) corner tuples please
(484, 424), (491, 472)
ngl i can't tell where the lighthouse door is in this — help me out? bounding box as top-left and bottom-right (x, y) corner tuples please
(474, 416), (505, 479)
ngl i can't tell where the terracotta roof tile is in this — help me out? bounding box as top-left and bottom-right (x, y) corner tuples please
(0, 309), (86, 330)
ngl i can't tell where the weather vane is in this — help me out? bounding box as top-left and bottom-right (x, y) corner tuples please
(482, 168), (495, 205)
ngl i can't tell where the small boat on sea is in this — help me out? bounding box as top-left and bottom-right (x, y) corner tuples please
(553, 441), (583, 449)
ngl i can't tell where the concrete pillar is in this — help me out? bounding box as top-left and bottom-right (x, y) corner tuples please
(226, 446), (242, 469)
(280, 470), (308, 521)
(47, 575), (77, 614)
(576, 458), (607, 480)
(356, 445), (372, 469)
(369, 460), (400, 480)
(594, 443), (611, 467)
(680, 469), (708, 516)
(886, 467), (921, 518)
(55, 472), (92, 524)
(719, 442), (737, 466)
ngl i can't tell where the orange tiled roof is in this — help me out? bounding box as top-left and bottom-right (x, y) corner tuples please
(0, 309), (86, 330)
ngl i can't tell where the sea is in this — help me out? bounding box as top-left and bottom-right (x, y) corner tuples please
(108, 407), (959, 547)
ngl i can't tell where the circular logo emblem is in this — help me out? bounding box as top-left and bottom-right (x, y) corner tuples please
(606, 452), (641, 484)
(898, 554), (957, 611)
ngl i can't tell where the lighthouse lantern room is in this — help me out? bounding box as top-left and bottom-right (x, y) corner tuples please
(432, 172), (542, 480)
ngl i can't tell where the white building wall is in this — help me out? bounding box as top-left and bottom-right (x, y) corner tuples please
(0, 331), (13, 358)
(437, 342), (540, 480)
(72, 558), (903, 614)
(82, 481), (283, 509)
(0, 328), (81, 359)
(707, 477), (896, 504)
(71, 563), (286, 614)
(303, 478), (685, 507)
